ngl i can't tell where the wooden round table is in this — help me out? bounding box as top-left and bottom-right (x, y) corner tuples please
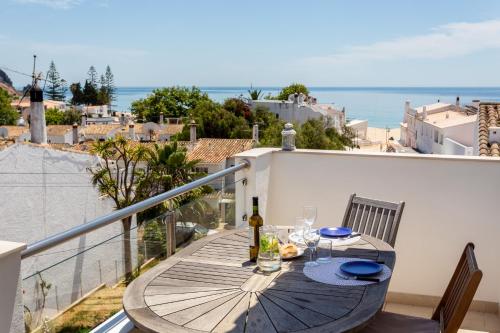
(124, 229), (395, 333)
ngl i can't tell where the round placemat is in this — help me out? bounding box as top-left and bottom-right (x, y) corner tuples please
(303, 257), (392, 286)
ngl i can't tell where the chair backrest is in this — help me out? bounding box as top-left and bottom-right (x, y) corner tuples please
(341, 193), (405, 247)
(431, 243), (482, 333)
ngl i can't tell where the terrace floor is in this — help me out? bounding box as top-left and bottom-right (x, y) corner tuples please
(383, 302), (500, 333)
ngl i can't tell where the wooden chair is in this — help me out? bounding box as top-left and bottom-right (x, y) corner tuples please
(341, 194), (405, 247)
(361, 243), (483, 333)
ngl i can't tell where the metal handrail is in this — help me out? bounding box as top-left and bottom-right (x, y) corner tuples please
(21, 160), (250, 259)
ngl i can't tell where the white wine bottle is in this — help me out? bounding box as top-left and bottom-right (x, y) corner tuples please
(249, 197), (263, 262)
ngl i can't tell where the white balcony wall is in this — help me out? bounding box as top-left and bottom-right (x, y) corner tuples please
(235, 148), (500, 305)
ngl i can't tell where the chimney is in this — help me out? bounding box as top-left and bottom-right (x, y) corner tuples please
(252, 124), (259, 143)
(422, 106), (427, 120)
(190, 120), (197, 144)
(405, 101), (411, 113)
(159, 112), (164, 124)
(120, 113), (126, 125)
(456, 96), (460, 111)
(81, 114), (87, 127)
(72, 123), (79, 144)
(129, 122), (136, 141)
(29, 83), (47, 144)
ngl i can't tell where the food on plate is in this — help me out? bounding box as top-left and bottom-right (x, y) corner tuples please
(280, 243), (298, 258)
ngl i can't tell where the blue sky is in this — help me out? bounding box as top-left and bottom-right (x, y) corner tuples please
(2, 0), (500, 87)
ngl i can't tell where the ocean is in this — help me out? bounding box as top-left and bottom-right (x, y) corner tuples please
(114, 87), (500, 128)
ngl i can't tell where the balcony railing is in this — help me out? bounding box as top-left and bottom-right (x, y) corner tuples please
(1, 161), (250, 333)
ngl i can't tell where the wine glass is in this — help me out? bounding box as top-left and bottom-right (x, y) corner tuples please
(303, 226), (320, 267)
(303, 206), (317, 227)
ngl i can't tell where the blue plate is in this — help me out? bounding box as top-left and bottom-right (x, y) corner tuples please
(320, 227), (352, 238)
(340, 261), (382, 277)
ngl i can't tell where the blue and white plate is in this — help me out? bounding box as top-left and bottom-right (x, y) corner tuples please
(320, 227), (352, 238)
(339, 261), (382, 277)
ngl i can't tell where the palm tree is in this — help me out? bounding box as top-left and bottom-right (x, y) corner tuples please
(88, 137), (152, 283)
(248, 86), (262, 100)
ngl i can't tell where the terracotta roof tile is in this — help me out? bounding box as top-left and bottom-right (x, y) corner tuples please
(160, 124), (184, 136)
(187, 138), (254, 164)
(81, 124), (121, 136)
(47, 125), (72, 136)
(477, 102), (500, 157)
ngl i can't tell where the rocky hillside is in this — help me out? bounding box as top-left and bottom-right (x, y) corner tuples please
(0, 69), (19, 96)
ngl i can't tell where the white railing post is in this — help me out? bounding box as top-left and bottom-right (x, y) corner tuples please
(0, 241), (26, 333)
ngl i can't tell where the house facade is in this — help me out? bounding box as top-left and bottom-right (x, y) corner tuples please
(400, 101), (476, 155)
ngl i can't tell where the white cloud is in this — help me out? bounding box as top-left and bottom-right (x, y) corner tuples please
(14, 0), (82, 9)
(303, 20), (500, 66)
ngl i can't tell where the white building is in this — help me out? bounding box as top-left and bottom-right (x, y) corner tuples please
(249, 93), (346, 131)
(400, 100), (477, 155)
(77, 104), (110, 118)
(346, 119), (368, 140)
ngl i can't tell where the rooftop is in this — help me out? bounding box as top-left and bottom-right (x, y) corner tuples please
(478, 102), (500, 157)
(413, 102), (452, 113)
(81, 124), (122, 136)
(47, 125), (73, 136)
(423, 109), (477, 129)
(187, 138), (254, 164)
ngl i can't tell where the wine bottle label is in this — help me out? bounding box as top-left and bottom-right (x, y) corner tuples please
(249, 227), (255, 247)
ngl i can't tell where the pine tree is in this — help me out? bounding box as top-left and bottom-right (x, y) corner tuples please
(104, 65), (115, 110)
(45, 61), (67, 101)
(87, 65), (98, 88)
(97, 75), (109, 106)
(70, 82), (84, 105)
(83, 80), (98, 105)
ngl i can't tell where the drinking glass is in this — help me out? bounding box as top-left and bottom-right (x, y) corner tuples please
(257, 225), (281, 272)
(294, 217), (306, 240)
(303, 226), (320, 267)
(317, 239), (332, 264)
(303, 206), (317, 227)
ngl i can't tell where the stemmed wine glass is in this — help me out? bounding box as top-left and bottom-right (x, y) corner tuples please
(303, 206), (317, 227)
(303, 225), (320, 267)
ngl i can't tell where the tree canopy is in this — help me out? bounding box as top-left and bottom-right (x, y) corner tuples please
(69, 82), (84, 105)
(0, 88), (18, 125)
(131, 86), (211, 122)
(82, 80), (98, 105)
(69, 65), (115, 107)
(296, 118), (352, 150)
(45, 61), (66, 101)
(175, 99), (251, 140)
(45, 107), (81, 125)
(271, 83), (310, 100)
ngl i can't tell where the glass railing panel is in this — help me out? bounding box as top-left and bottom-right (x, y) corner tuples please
(20, 176), (241, 332)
